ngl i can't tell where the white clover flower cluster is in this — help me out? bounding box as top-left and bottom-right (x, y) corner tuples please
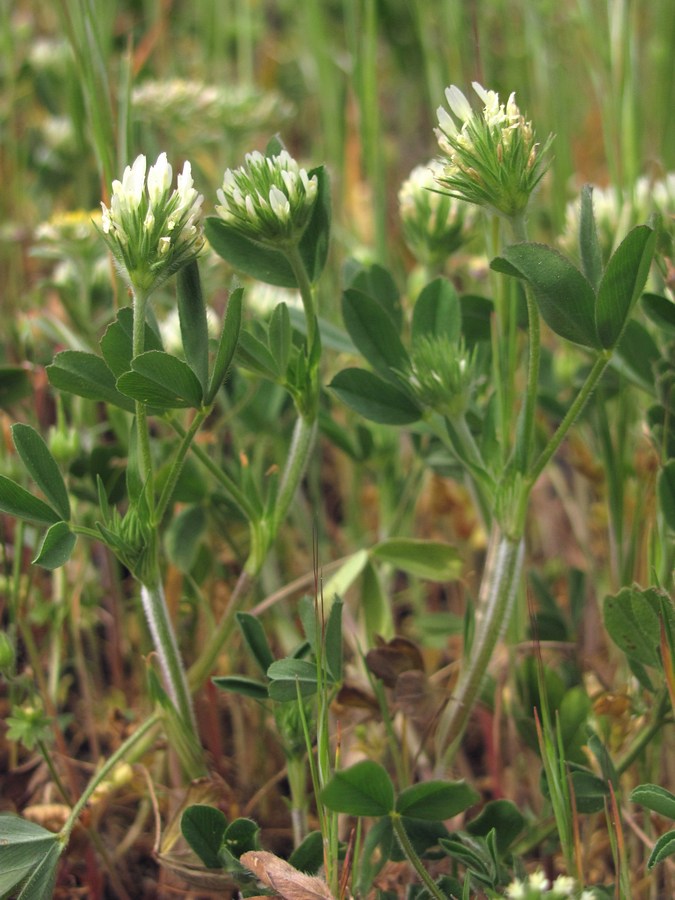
(216, 150), (318, 245)
(505, 871), (585, 899)
(398, 160), (477, 265)
(100, 152), (204, 293)
(132, 79), (289, 137)
(435, 82), (552, 218)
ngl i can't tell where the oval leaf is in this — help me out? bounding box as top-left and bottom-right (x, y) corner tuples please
(267, 658), (324, 701)
(298, 166), (331, 284)
(12, 424), (70, 522)
(642, 293), (675, 337)
(117, 351), (203, 409)
(341, 289), (409, 379)
(100, 307), (163, 378)
(412, 278), (461, 346)
(631, 784), (675, 820)
(0, 476), (60, 526)
(32, 521), (76, 570)
(181, 805), (228, 869)
(177, 261), (209, 392)
(396, 780), (479, 820)
(371, 538), (462, 581)
(205, 217), (296, 287)
(47, 350), (135, 412)
(206, 287), (243, 403)
(647, 829), (675, 870)
(491, 243), (600, 348)
(596, 224), (656, 348)
(212, 675), (269, 700)
(320, 760), (395, 817)
(236, 612), (275, 675)
(14, 840), (62, 900)
(330, 368), (421, 425)
(579, 184), (603, 291)
(603, 586), (662, 667)
(0, 816), (60, 896)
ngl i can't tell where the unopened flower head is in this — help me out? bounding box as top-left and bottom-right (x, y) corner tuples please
(407, 336), (477, 420)
(100, 152), (204, 293)
(435, 81), (553, 218)
(216, 149), (318, 246)
(398, 160), (477, 265)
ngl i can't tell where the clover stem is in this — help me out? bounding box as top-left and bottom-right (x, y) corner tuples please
(390, 813), (446, 900)
(435, 525), (524, 770)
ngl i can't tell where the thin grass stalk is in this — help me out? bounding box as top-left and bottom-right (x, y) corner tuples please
(344, 0), (387, 264)
(57, 0), (116, 186)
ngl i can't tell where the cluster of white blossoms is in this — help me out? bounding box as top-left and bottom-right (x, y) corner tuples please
(398, 160), (477, 265)
(435, 81), (552, 218)
(505, 871), (595, 899)
(100, 152), (204, 293)
(132, 79), (289, 137)
(215, 150), (318, 245)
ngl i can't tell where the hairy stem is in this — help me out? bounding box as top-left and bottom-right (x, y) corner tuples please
(60, 712), (161, 844)
(140, 580), (199, 750)
(391, 813), (446, 900)
(434, 525), (524, 771)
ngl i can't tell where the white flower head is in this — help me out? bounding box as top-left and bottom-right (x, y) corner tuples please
(528, 870), (550, 892)
(215, 148), (319, 244)
(551, 875), (577, 897)
(100, 152), (204, 293)
(434, 81), (552, 217)
(505, 879), (526, 899)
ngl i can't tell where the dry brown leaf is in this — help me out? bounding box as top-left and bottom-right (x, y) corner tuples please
(241, 850), (335, 900)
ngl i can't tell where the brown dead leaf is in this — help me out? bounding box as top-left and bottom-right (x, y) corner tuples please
(365, 636), (424, 687)
(240, 850), (335, 900)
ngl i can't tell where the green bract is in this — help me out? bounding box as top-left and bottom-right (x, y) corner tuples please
(435, 81), (553, 218)
(100, 152), (204, 293)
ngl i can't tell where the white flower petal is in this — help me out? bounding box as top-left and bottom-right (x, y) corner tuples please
(148, 152), (172, 206)
(445, 85), (473, 122)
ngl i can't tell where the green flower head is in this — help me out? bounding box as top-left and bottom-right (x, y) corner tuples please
(100, 152), (204, 293)
(215, 149), (318, 246)
(435, 82), (553, 218)
(407, 336), (478, 420)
